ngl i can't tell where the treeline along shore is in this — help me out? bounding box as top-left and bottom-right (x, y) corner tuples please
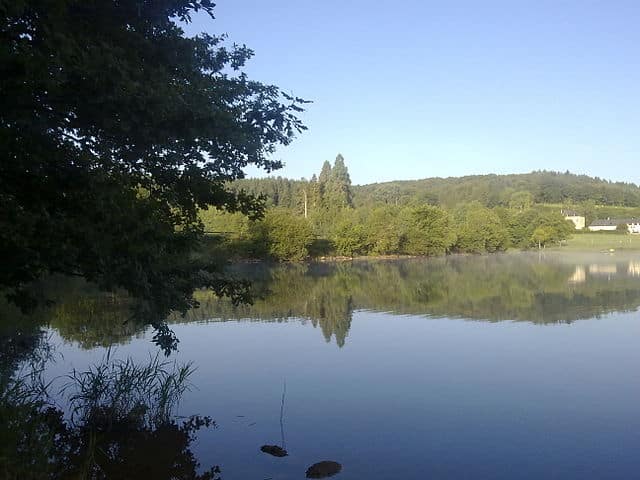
(201, 155), (640, 261)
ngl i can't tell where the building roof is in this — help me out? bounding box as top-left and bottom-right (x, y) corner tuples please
(590, 218), (640, 227)
(561, 209), (581, 217)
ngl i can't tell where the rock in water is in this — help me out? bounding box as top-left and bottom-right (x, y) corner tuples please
(260, 445), (288, 457)
(305, 461), (342, 478)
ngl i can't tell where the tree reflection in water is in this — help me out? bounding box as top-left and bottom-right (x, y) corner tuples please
(3, 253), (640, 477)
(10, 254), (640, 352)
(188, 254), (640, 346)
(0, 340), (219, 480)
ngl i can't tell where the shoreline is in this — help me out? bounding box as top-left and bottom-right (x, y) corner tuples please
(230, 244), (640, 266)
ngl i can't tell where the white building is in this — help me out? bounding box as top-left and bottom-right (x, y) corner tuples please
(561, 209), (586, 230)
(588, 218), (640, 233)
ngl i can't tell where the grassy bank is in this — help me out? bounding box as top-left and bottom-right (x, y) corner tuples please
(554, 233), (640, 252)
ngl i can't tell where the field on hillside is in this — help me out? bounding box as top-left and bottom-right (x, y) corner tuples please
(556, 232), (640, 251)
(542, 203), (640, 218)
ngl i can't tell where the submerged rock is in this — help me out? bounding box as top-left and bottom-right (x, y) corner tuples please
(305, 461), (342, 478)
(260, 444), (288, 457)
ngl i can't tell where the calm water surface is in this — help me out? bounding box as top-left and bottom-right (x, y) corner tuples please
(13, 253), (640, 478)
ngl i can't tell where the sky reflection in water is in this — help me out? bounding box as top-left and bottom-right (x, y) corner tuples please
(41, 253), (640, 479)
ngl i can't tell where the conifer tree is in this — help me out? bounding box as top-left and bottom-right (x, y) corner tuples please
(323, 154), (353, 209)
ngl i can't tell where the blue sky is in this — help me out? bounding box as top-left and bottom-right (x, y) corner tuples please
(186, 1), (640, 185)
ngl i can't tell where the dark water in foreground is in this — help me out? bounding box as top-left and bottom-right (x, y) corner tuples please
(5, 252), (640, 479)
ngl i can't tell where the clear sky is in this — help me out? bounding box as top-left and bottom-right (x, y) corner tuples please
(186, 0), (640, 186)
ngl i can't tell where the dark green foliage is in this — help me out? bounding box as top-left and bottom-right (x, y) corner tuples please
(504, 209), (574, 249)
(231, 154), (354, 216)
(1, 353), (219, 479)
(333, 220), (368, 257)
(309, 174), (322, 211)
(534, 211), (575, 245)
(215, 158), (594, 259)
(318, 161), (333, 184)
(509, 191), (533, 210)
(223, 159), (637, 259)
(504, 208), (542, 248)
(399, 205), (456, 256)
(1, 1), (306, 316)
(353, 171), (640, 209)
(453, 203), (509, 253)
(188, 255), (640, 348)
(252, 209), (314, 261)
(364, 206), (404, 255)
(7, 255), (640, 353)
(323, 154), (353, 209)
(200, 208), (314, 261)
(531, 226), (555, 248)
(616, 223), (629, 234)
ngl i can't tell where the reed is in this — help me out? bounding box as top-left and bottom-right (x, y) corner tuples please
(64, 351), (195, 428)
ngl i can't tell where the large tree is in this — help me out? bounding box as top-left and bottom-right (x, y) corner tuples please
(0, 1), (307, 318)
(326, 153), (353, 208)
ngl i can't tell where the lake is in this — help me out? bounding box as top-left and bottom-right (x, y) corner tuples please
(3, 252), (640, 479)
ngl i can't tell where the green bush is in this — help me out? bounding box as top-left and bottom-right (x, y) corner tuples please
(399, 205), (456, 256)
(453, 204), (509, 253)
(257, 209), (314, 261)
(333, 221), (369, 257)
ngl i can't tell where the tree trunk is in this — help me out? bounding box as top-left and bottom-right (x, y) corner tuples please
(303, 190), (308, 219)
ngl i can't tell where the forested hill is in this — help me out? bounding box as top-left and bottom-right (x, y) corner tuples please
(353, 171), (640, 208)
(232, 169), (640, 210)
(208, 158), (636, 261)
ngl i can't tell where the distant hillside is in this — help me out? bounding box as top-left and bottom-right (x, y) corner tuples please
(209, 164), (640, 260)
(231, 170), (640, 211)
(352, 171), (640, 208)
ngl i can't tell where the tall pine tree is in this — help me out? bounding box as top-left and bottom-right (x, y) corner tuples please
(323, 154), (353, 209)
